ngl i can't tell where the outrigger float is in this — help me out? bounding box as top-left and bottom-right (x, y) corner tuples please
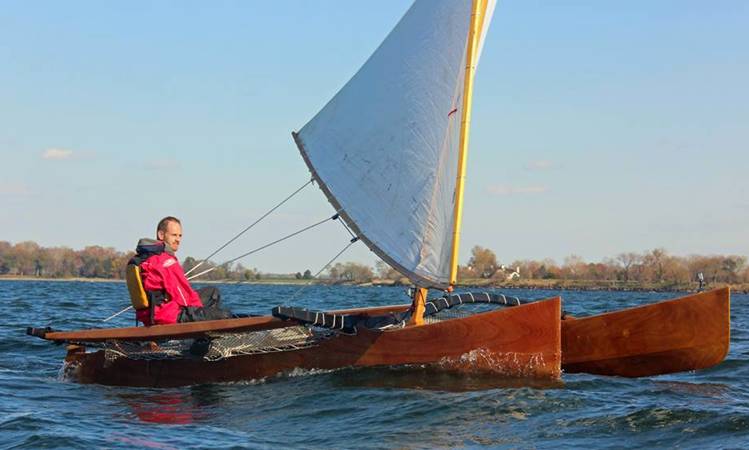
(28, 0), (730, 387)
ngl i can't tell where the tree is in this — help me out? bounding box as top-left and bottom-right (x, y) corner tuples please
(643, 248), (668, 282)
(328, 264), (340, 280)
(78, 245), (121, 278)
(511, 260), (538, 279)
(615, 252), (641, 282)
(467, 246), (498, 278)
(114, 251), (134, 278)
(328, 262), (373, 282)
(721, 256), (747, 283)
(586, 262), (614, 281)
(561, 255), (585, 280)
(302, 269), (313, 279)
(13, 241), (40, 275)
(457, 264), (476, 279)
(182, 256), (199, 274)
(0, 241), (10, 274)
(375, 260), (401, 280)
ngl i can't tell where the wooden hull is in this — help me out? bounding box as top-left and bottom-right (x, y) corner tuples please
(65, 298), (561, 387)
(562, 287), (730, 377)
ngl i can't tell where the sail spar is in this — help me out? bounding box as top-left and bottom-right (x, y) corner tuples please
(293, 0), (496, 288)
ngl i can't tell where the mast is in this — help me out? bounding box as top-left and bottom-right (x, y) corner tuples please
(411, 0), (488, 326)
(448, 0), (488, 287)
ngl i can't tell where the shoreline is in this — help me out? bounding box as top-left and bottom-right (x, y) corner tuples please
(1, 275), (746, 294)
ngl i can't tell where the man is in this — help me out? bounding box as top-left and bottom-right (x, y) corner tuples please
(133, 216), (231, 326)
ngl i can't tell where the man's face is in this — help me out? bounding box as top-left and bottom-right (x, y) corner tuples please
(158, 221), (182, 253)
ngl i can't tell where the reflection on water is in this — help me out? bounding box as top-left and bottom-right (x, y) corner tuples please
(108, 434), (179, 450)
(117, 384), (229, 424)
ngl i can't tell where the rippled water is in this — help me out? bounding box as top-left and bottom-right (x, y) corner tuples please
(2, 280), (747, 449)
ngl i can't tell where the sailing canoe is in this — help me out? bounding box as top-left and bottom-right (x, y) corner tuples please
(39, 287), (731, 385)
(561, 287), (730, 377)
(25, 0), (731, 385)
(62, 297), (561, 387)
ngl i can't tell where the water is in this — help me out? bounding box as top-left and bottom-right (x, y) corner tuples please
(2, 280), (748, 449)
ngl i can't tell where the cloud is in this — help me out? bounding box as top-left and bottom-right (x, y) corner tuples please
(486, 184), (548, 196)
(0, 182), (31, 196)
(524, 160), (554, 171)
(42, 148), (74, 160)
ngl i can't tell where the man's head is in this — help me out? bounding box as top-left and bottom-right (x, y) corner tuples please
(156, 216), (182, 253)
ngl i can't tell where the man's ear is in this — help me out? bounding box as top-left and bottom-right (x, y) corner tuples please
(157, 230), (165, 241)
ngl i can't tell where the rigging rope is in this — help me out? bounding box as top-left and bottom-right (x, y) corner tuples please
(286, 236), (360, 304)
(336, 213), (356, 240)
(102, 305), (131, 322)
(187, 212), (341, 281)
(185, 179), (313, 276)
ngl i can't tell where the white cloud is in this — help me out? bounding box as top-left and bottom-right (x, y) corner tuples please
(524, 160), (554, 171)
(42, 148), (74, 160)
(486, 184), (548, 196)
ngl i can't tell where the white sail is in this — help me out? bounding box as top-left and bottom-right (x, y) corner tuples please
(294, 0), (496, 287)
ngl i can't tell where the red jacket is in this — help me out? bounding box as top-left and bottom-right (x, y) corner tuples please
(135, 252), (203, 325)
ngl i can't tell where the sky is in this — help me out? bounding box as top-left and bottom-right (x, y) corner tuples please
(1, 1), (747, 273)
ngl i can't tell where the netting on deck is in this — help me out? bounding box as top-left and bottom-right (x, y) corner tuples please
(101, 326), (336, 363)
(424, 308), (472, 324)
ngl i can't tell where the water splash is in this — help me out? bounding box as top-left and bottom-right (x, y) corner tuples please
(57, 360), (79, 382)
(281, 366), (344, 379)
(436, 347), (555, 378)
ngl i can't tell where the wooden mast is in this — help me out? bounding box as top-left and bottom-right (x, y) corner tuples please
(448, 0), (487, 287)
(411, 0), (487, 325)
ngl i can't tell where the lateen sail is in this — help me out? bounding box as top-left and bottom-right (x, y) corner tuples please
(294, 0), (496, 287)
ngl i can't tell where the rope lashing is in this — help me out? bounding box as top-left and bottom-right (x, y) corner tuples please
(423, 292), (522, 316)
(185, 178), (314, 277)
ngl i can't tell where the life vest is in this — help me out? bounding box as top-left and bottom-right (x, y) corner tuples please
(126, 239), (169, 323)
(126, 264), (148, 309)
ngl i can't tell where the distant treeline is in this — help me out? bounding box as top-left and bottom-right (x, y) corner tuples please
(0, 241), (132, 279)
(454, 246), (749, 286)
(0, 241), (263, 281)
(1, 241), (747, 286)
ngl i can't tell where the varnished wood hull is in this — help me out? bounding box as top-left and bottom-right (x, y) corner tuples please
(562, 287), (730, 377)
(65, 298), (562, 387)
